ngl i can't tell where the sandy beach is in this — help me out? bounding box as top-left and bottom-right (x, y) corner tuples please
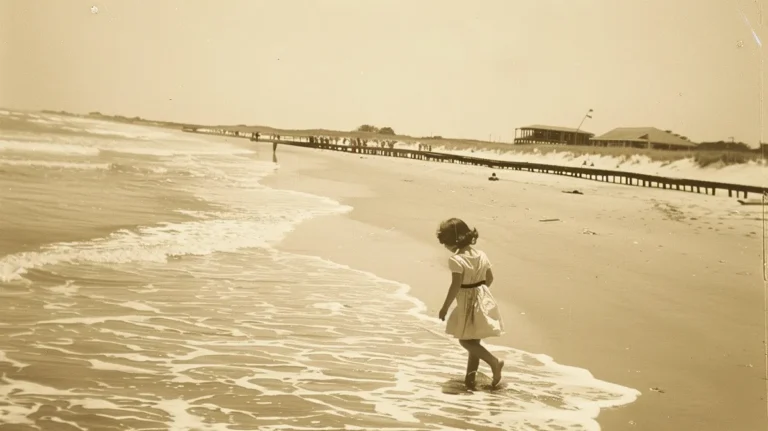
(261, 143), (767, 431)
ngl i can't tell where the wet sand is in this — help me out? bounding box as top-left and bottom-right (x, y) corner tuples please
(260, 144), (767, 431)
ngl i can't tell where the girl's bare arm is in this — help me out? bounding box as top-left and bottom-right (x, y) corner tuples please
(441, 273), (463, 311)
(486, 268), (494, 287)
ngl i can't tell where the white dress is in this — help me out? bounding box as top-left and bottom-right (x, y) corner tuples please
(445, 248), (505, 340)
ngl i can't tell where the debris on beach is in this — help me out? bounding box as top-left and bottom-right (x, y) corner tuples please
(650, 387), (666, 394)
(582, 228), (598, 235)
(563, 190), (584, 195)
(737, 199), (767, 206)
(539, 218), (560, 222)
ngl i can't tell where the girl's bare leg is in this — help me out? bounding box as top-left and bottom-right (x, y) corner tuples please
(459, 339), (504, 387)
(465, 353), (480, 389)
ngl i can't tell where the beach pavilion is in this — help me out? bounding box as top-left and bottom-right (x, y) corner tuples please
(513, 125), (595, 146)
(589, 127), (697, 150)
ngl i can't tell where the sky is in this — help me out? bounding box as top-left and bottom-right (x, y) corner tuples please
(1, 0), (765, 145)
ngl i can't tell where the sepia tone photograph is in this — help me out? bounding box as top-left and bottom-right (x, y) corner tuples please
(0, 1), (766, 430)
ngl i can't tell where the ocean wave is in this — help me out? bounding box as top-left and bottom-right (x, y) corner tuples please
(0, 158), (175, 174)
(58, 124), (176, 141)
(0, 135), (252, 160)
(0, 150), (294, 283)
(0, 139), (100, 156)
(0, 159), (110, 170)
(2, 113), (255, 158)
(0, 200), (350, 283)
(28, 117), (64, 126)
(108, 162), (169, 174)
(60, 117), (178, 140)
(103, 146), (256, 157)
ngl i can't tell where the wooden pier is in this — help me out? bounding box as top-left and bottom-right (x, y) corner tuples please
(182, 128), (767, 200)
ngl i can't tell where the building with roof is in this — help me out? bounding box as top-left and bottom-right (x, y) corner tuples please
(514, 125), (595, 146)
(589, 127), (697, 150)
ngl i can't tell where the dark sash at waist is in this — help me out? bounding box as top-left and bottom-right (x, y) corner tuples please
(461, 281), (486, 289)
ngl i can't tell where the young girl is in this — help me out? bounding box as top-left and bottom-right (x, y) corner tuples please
(436, 218), (505, 389)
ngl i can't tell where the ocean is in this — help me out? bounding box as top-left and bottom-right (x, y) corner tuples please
(0, 111), (638, 431)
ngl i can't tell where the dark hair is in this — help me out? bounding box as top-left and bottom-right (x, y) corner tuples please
(436, 218), (479, 249)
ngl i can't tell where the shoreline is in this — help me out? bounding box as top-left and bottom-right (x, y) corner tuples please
(259, 144), (767, 431)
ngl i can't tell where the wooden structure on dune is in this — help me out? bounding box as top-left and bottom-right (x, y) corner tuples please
(590, 127), (697, 151)
(514, 125), (595, 146)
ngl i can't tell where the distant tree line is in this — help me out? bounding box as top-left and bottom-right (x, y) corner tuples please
(356, 124), (395, 135)
(88, 111), (144, 121)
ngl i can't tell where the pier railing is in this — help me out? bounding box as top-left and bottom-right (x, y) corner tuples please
(182, 128), (767, 199)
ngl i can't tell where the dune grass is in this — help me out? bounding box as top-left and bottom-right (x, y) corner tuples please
(692, 151), (759, 167)
(456, 143), (763, 168)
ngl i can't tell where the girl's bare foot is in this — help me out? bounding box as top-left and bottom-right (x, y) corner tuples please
(464, 371), (477, 390)
(491, 360), (504, 387)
